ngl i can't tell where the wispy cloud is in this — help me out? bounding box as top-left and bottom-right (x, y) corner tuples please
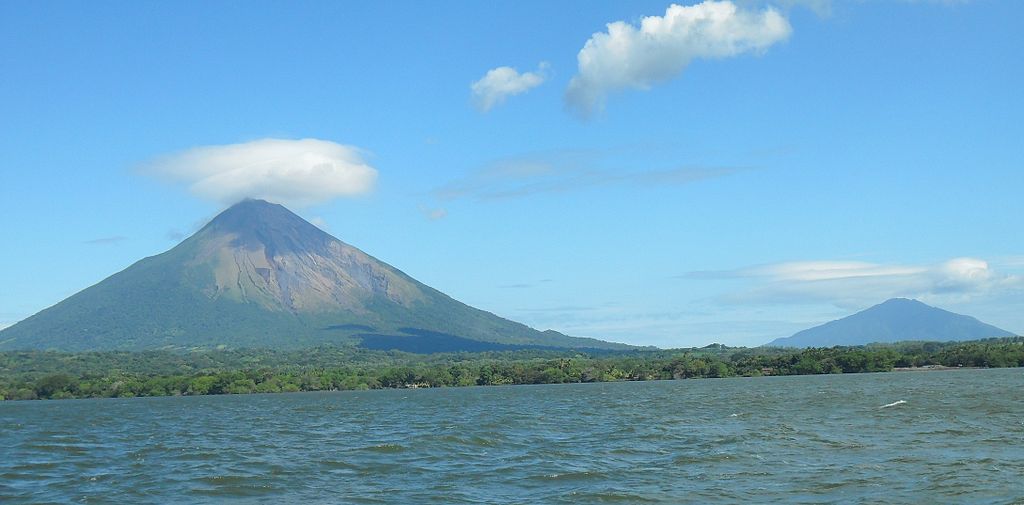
(166, 214), (217, 242)
(509, 303), (789, 348)
(566, 1), (791, 118)
(434, 149), (739, 201)
(687, 257), (1023, 309)
(499, 279), (553, 289)
(894, 0), (974, 5)
(309, 216), (330, 230)
(685, 260), (926, 281)
(141, 138), (378, 207)
(1002, 256), (1024, 268)
(84, 236), (127, 245)
(471, 63), (549, 112)
(746, 0), (969, 18)
(0, 311), (25, 331)
(758, 0), (831, 16)
(418, 205), (448, 221)
(514, 305), (600, 313)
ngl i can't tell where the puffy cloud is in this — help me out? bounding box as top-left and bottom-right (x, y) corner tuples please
(933, 257), (999, 293)
(687, 257), (1022, 308)
(142, 138), (377, 206)
(566, 1), (791, 118)
(471, 63), (548, 112)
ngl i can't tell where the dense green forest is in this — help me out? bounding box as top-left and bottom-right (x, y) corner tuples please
(2, 337), (1022, 400)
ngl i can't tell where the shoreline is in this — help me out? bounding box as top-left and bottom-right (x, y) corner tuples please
(892, 365), (981, 372)
(4, 337), (1022, 401)
(3, 365), (1018, 402)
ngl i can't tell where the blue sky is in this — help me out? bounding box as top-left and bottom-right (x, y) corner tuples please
(2, 0), (1021, 347)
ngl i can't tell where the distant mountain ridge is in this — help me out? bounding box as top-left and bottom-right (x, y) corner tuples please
(0, 199), (629, 352)
(768, 298), (1014, 348)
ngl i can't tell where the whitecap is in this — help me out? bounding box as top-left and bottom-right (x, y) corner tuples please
(879, 400), (907, 409)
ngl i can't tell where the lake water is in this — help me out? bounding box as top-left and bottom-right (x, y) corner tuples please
(2, 369), (1022, 504)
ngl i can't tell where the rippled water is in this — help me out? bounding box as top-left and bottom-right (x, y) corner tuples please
(2, 369), (1023, 504)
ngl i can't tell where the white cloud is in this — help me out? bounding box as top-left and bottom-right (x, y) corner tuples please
(689, 257), (1023, 308)
(746, 260), (927, 282)
(471, 63), (548, 112)
(142, 138), (377, 207)
(566, 1), (791, 118)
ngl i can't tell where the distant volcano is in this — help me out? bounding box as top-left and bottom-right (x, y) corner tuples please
(0, 199), (627, 352)
(767, 298), (1015, 347)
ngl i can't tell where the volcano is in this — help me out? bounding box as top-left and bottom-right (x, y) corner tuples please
(0, 199), (627, 352)
(767, 298), (1014, 347)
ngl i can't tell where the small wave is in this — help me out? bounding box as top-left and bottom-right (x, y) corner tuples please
(879, 400), (907, 409)
(190, 484), (278, 498)
(532, 470), (606, 481)
(361, 443), (405, 453)
(319, 459), (359, 470)
(22, 443), (92, 455)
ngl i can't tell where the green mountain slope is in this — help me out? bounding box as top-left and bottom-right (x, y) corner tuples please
(767, 298), (1015, 348)
(0, 200), (629, 352)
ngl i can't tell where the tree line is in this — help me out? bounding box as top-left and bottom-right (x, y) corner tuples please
(2, 337), (1022, 400)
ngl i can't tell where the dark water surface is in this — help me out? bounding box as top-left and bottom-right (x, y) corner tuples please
(2, 369), (1023, 504)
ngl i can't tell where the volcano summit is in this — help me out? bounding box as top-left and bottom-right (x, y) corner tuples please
(0, 200), (625, 352)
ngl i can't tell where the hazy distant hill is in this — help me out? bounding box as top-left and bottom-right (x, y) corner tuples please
(0, 199), (629, 352)
(767, 298), (1014, 348)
